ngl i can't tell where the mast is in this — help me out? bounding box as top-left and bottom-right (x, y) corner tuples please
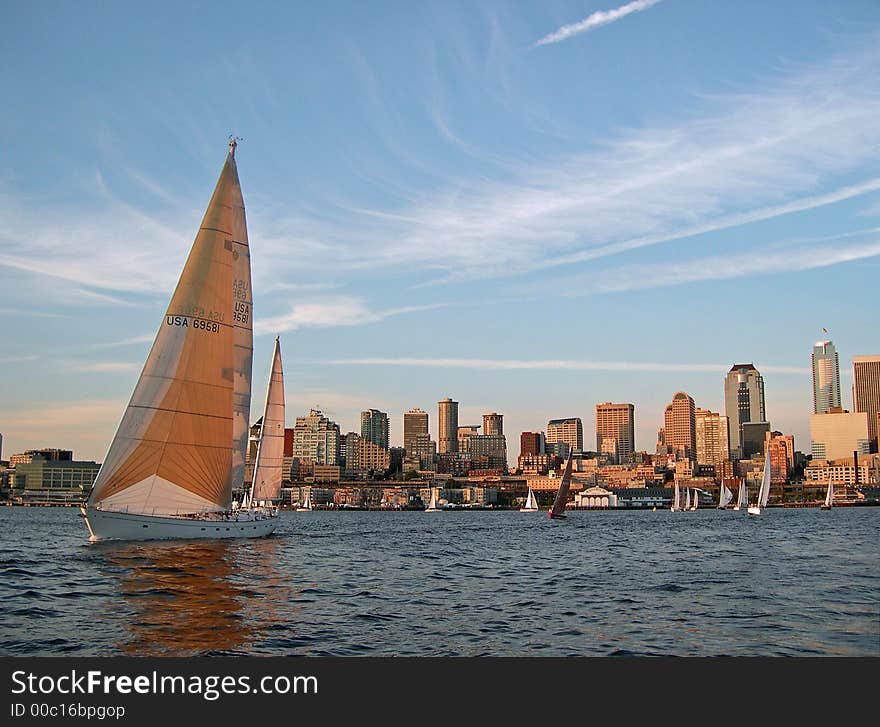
(88, 142), (249, 516)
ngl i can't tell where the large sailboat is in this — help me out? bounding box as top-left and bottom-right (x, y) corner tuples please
(520, 486), (539, 512)
(747, 448), (772, 516)
(548, 449), (574, 519)
(81, 139), (279, 541)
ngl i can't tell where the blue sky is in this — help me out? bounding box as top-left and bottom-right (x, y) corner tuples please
(2, 0), (879, 463)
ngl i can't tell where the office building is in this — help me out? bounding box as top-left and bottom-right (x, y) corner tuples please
(663, 392), (696, 461)
(812, 340), (841, 414)
(695, 407), (730, 468)
(360, 409), (389, 450)
(595, 402), (635, 464)
(741, 421), (770, 459)
(291, 409), (341, 465)
(547, 417), (583, 452)
(520, 431), (545, 457)
(483, 413), (503, 436)
(9, 448), (73, 466)
(810, 410), (870, 460)
(458, 425), (480, 453)
(724, 364), (766, 458)
(12, 456), (100, 491)
(438, 398), (459, 454)
(403, 408), (429, 454)
(853, 355), (880, 451)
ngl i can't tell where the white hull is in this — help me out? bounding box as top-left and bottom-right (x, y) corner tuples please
(81, 506), (278, 542)
(747, 505), (762, 516)
(519, 507), (539, 512)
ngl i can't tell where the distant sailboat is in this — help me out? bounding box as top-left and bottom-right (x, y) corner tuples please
(670, 479), (682, 512)
(690, 489), (699, 511)
(821, 476), (833, 510)
(424, 487), (440, 512)
(243, 337), (285, 512)
(733, 478), (747, 512)
(520, 487), (539, 512)
(548, 449), (574, 519)
(81, 139), (278, 541)
(747, 448), (772, 516)
(717, 483), (734, 509)
(295, 491), (313, 512)
(685, 488), (691, 511)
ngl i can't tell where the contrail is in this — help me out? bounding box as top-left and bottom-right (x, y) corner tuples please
(535, 0), (663, 47)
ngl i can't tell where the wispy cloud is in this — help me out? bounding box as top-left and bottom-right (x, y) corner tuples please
(566, 235), (880, 295)
(68, 361), (141, 373)
(535, 0), (663, 47)
(255, 298), (450, 335)
(321, 357), (809, 375)
(0, 308), (66, 319)
(86, 333), (154, 349)
(0, 354), (39, 365)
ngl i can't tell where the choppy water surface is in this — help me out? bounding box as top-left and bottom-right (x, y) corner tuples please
(0, 507), (877, 656)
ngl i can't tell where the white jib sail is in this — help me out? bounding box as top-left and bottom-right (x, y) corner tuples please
(251, 337), (285, 503)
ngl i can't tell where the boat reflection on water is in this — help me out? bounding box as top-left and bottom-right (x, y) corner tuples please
(94, 536), (294, 655)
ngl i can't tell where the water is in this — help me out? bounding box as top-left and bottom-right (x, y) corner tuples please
(0, 507), (877, 656)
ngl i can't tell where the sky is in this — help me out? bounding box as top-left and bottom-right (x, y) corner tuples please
(2, 0), (880, 465)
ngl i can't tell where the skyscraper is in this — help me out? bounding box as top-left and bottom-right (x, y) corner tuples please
(360, 408), (389, 450)
(724, 363), (766, 459)
(403, 408), (429, 454)
(595, 402), (635, 464)
(853, 355), (880, 452)
(546, 417), (583, 452)
(483, 412), (503, 436)
(291, 409), (341, 465)
(438, 398), (459, 454)
(695, 407), (730, 468)
(812, 340), (841, 414)
(663, 392), (696, 460)
(520, 431), (544, 456)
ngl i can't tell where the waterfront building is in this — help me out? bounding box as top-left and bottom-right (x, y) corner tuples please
(853, 355), (880, 451)
(804, 453), (880, 486)
(520, 431), (544, 456)
(695, 407), (730, 468)
(457, 425), (480, 453)
(11, 455), (100, 492)
(360, 409), (389, 450)
(572, 486), (618, 509)
(812, 340), (841, 414)
(483, 412), (503, 436)
(403, 408), (429, 454)
(810, 409), (870, 460)
(595, 402), (635, 464)
(741, 421), (770, 459)
(724, 364), (766, 459)
(292, 408), (341, 465)
(546, 417), (583, 452)
(438, 398), (459, 454)
(663, 392), (696, 461)
(9, 448), (73, 466)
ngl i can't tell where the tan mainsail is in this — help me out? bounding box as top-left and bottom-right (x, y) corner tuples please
(88, 141), (249, 515)
(251, 337), (285, 502)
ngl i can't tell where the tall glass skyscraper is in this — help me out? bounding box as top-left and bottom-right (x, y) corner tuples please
(812, 340), (841, 414)
(724, 363), (766, 459)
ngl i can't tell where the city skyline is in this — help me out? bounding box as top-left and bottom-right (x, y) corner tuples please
(2, 2), (880, 462)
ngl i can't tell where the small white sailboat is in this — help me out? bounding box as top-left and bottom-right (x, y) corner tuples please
(670, 479), (682, 512)
(685, 487), (691, 511)
(747, 448), (772, 516)
(295, 491), (313, 512)
(733, 478), (747, 512)
(520, 487), (539, 512)
(548, 449), (574, 519)
(717, 483), (734, 509)
(81, 139), (278, 541)
(821, 476), (833, 510)
(690, 489), (699, 511)
(424, 487), (440, 512)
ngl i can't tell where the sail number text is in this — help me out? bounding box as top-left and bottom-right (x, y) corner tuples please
(166, 316), (220, 333)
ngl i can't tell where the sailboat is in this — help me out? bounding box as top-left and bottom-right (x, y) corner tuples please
(424, 487), (440, 513)
(684, 488), (691, 511)
(690, 489), (699, 511)
(81, 139), (278, 541)
(295, 490), (313, 512)
(717, 483), (734, 510)
(733, 478), (747, 512)
(548, 449), (574, 519)
(242, 337), (285, 513)
(670, 479), (681, 512)
(747, 448), (772, 516)
(820, 476), (833, 510)
(520, 486), (539, 512)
